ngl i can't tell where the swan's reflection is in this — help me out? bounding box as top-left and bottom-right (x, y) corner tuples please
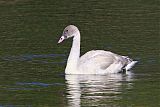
(65, 73), (134, 107)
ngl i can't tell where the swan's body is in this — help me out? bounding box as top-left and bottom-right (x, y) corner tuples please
(58, 25), (137, 74)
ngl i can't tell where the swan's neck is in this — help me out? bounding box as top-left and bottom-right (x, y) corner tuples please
(65, 31), (80, 74)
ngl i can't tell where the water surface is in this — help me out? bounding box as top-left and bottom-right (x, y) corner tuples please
(0, 0), (159, 107)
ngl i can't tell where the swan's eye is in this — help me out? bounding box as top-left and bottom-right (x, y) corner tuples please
(66, 30), (68, 32)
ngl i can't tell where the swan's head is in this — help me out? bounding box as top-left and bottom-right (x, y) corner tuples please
(58, 25), (79, 43)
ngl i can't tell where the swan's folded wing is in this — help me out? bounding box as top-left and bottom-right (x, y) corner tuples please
(95, 55), (115, 70)
(79, 50), (117, 69)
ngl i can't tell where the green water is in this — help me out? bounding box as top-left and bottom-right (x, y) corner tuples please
(0, 0), (159, 107)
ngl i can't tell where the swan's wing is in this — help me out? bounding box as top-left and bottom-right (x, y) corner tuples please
(79, 50), (136, 73)
(92, 54), (115, 70)
(79, 50), (113, 62)
(79, 50), (121, 69)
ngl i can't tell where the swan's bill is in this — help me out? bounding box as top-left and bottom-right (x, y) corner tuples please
(58, 36), (65, 43)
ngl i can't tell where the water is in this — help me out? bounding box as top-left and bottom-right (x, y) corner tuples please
(0, 0), (159, 107)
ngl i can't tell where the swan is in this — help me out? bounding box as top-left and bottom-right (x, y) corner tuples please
(58, 25), (137, 74)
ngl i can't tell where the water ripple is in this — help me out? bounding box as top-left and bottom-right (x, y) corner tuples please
(16, 82), (64, 87)
(1, 54), (66, 64)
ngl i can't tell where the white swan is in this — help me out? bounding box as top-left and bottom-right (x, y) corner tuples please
(58, 25), (137, 74)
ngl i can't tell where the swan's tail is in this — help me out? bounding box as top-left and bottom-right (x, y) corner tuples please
(125, 60), (138, 71)
(122, 56), (138, 71)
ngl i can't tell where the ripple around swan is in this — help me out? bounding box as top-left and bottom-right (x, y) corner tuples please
(5, 82), (65, 91)
(0, 54), (66, 64)
(16, 82), (64, 87)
